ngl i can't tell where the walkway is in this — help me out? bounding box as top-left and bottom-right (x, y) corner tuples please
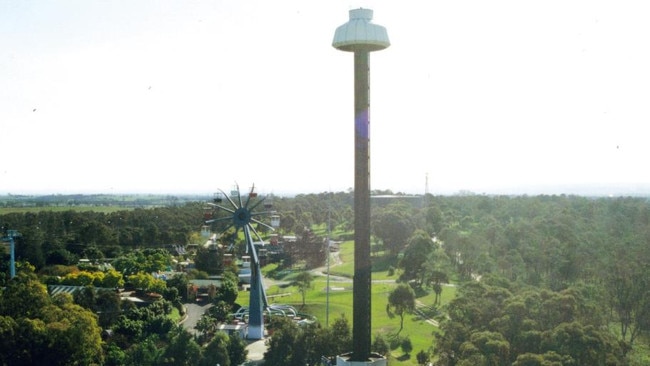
(243, 339), (267, 365)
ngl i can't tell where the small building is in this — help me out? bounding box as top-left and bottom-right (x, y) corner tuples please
(216, 322), (247, 339)
(188, 279), (222, 302)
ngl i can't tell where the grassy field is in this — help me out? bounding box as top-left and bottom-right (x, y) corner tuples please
(169, 307), (182, 322)
(244, 240), (456, 365)
(0, 205), (130, 215)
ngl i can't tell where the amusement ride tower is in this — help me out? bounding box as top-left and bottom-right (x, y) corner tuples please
(333, 8), (390, 366)
(204, 184), (276, 339)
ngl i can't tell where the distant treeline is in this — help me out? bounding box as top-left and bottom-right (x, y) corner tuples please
(1, 204), (205, 271)
(0, 193), (212, 209)
(3, 191), (650, 285)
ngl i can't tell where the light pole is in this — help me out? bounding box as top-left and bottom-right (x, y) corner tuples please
(326, 196), (331, 327)
(333, 8), (389, 365)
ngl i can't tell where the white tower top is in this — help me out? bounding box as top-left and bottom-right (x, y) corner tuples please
(332, 8), (390, 52)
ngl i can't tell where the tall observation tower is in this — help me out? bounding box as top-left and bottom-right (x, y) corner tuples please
(333, 8), (389, 366)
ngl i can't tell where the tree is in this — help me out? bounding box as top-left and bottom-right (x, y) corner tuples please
(73, 285), (97, 309)
(113, 253), (140, 276)
(605, 259), (649, 352)
(101, 268), (125, 288)
(416, 349), (430, 365)
(310, 315), (352, 361)
(462, 331), (510, 366)
(215, 271), (239, 305)
(161, 326), (202, 366)
(166, 273), (189, 302)
(127, 272), (166, 293)
(399, 230), (436, 286)
(195, 313), (216, 338)
(194, 247), (223, 274)
(373, 333), (390, 357)
(300, 229), (327, 269)
(13, 317), (49, 364)
(105, 343), (127, 366)
(540, 322), (620, 366)
(424, 202), (445, 235)
(199, 332), (230, 366)
(427, 270), (449, 306)
(292, 323), (318, 365)
(424, 244), (451, 306)
(96, 289), (122, 327)
(512, 351), (572, 366)
(294, 271), (313, 306)
(0, 272), (50, 319)
(82, 245), (105, 263)
(328, 315), (352, 357)
(227, 333), (248, 366)
(0, 316), (17, 365)
(125, 335), (162, 366)
(371, 207), (415, 255)
(45, 248), (78, 266)
(401, 336), (413, 356)
(113, 249), (171, 276)
(40, 301), (105, 365)
(282, 229), (326, 269)
(264, 317), (300, 365)
(207, 300), (232, 323)
(388, 284), (416, 335)
(264, 314), (352, 365)
(14, 228), (45, 269)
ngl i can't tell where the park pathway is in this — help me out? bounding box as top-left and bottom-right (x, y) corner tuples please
(414, 300), (440, 327)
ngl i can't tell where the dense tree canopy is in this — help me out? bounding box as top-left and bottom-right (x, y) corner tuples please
(4, 192), (650, 364)
(435, 276), (624, 365)
(0, 273), (104, 365)
(264, 315), (353, 365)
(1, 204), (204, 271)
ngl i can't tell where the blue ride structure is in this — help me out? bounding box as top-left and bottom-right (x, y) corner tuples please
(204, 183), (275, 339)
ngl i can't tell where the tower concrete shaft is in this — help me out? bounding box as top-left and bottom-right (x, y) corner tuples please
(333, 8), (389, 363)
(353, 49), (372, 361)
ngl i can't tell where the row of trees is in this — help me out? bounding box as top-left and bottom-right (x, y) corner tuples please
(0, 192), (352, 277)
(1, 206), (204, 273)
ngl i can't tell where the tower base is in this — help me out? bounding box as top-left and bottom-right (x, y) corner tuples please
(247, 324), (264, 340)
(336, 353), (387, 366)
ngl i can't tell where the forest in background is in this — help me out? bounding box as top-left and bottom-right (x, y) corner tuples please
(1, 191), (649, 365)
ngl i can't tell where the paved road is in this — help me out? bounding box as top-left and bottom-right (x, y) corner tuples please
(180, 301), (212, 335)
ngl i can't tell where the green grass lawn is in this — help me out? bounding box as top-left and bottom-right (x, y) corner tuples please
(243, 240), (457, 365)
(169, 307), (182, 322)
(255, 277), (455, 365)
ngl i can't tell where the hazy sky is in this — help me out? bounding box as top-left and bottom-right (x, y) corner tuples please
(2, 1), (649, 196)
